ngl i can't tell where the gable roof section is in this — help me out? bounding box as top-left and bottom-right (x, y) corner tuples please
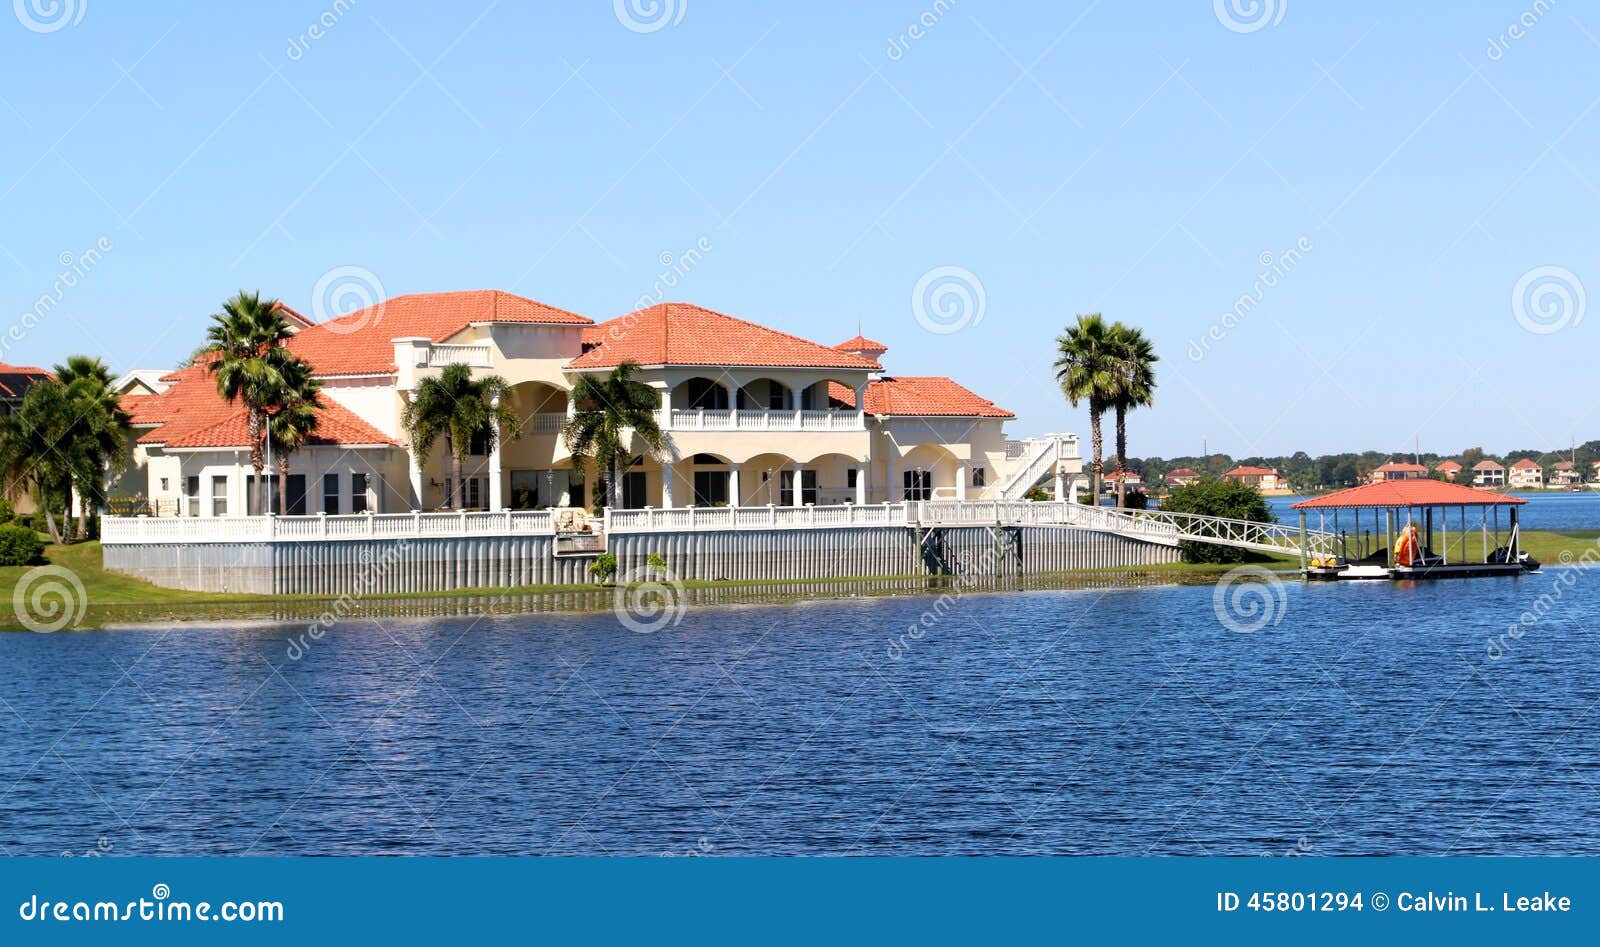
(827, 376), (1013, 417)
(288, 290), (591, 376)
(124, 364), (394, 449)
(571, 303), (881, 371)
(1224, 465), (1278, 477)
(1374, 461), (1428, 473)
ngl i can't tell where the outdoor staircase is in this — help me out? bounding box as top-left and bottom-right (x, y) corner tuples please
(998, 434), (1077, 500)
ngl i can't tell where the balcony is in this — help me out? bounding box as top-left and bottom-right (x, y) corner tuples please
(425, 344), (493, 368)
(656, 408), (864, 432)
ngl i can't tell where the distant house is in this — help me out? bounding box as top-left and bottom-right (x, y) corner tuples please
(1508, 458), (1543, 489)
(0, 361), (53, 415)
(1369, 461), (1429, 483)
(1163, 467), (1201, 488)
(1435, 460), (1463, 481)
(1552, 460), (1581, 486)
(1222, 465), (1281, 491)
(1472, 459), (1506, 487)
(1105, 469), (1145, 491)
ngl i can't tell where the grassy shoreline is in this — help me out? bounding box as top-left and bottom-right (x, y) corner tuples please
(1, 533), (1587, 630)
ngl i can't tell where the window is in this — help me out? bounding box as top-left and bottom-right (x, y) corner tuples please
(466, 477), (482, 509)
(780, 470), (818, 506)
(323, 473), (340, 514)
(160, 478), (169, 493)
(285, 475), (307, 516)
(351, 472), (369, 513)
(767, 384), (787, 410)
(246, 475), (279, 515)
(693, 470), (729, 506)
(903, 469), (932, 501)
(211, 475), (229, 517)
(622, 471), (648, 509)
(185, 476), (200, 517)
(846, 469), (859, 488)
(685, 378), (728, 410)
(972, 467), (986, 487)
(468, 429), (491, 456)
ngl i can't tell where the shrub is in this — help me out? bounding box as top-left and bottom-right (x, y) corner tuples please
(1160, 479), (1274, 563)
(646, 552), (667, 573)
(1122, 489), (1150, 510)
(0, 498), (13, 524)
(589, 552), (618, 583)
(0, 524), (44, 566)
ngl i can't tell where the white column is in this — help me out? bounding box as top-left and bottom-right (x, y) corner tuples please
(853, 382), (868, 427)
(662, 460), (675, 508)
(488, 395), (504, 512)
(791, 465), (804, 506)
(1055, 464), (1067, 501)
(854, 467), (866, 505)
(729, 464), (741, 507)
(408, 449), (424, 511)
(956, 463), (967, 501)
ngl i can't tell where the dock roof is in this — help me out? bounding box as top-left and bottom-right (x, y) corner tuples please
(1292, 480), (1526, 510)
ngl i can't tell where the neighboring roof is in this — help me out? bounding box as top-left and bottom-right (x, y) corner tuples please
(1473, 459), (1505, 469)
(1294, 480), (1526, 509)
(124, 364), (394, 449)
(1164, 467), (1201, 481)
(288, 290), (592, 376)
(112, 369), (172, 396)
(570, 303), (881, 371)
(834, 334), (888, 353)
(0, 362), (52, 400)
(1555, 460), (1575, 469)
(1435, 460), (1462, 470)
(826, 376), (1013, 417)
(1224, 465), (1278, 477)
(272, 300), (317, 331)
(1509, 458), (1541, 469)
(1374, 461), (1429, 473)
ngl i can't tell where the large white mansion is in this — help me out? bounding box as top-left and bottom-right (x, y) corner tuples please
(110, 291), (1077, 516)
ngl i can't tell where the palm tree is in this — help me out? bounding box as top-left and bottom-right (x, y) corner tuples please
(53, 356), (132, 537)
(1106, 323), (1158, 508)
(1053, 313), (1118, 503)
(0, 381), (78, 544)
(202, 290), (295, 515)
(562, 361), (669, 509)
(400, 363), (520, 510)
(264, 357), (322, 515)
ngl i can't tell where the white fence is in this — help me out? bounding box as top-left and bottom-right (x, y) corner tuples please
(101, 500), (1332, 555)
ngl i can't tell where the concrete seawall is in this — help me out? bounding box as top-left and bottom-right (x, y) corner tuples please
(102, 525), (1181, 595)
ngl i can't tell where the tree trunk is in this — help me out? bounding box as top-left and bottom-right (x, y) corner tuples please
(608, 456), (621, 509)
(41, 502), (62, 546)
(441, 432), (456, 510)
(1088, 408), (1104, 504)
(278, 452), (290, 515)
(1114, 403), (1128, 509)
(248, 409), (267, 515)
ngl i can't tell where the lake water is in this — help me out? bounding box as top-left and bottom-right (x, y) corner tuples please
(4, 573), (1598, 856)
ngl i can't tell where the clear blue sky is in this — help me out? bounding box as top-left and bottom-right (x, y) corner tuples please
(3, 1), (1596, 458)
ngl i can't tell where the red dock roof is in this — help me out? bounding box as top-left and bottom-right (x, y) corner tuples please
(1292, 480), (1526, 510)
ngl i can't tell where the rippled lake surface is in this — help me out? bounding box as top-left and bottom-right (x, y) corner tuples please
(3, 575), (1598, 855)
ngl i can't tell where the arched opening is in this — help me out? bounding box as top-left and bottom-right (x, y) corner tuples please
(740, 451), (805, 506)
(802, 452), (867, 505)
(503, 381), (576, 510)
(897, 444), (961, 501)
(670, 376), (731, 410)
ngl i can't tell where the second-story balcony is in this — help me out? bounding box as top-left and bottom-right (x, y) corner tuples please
(425, 343), (493, 368)
(656, 408), (864, 432)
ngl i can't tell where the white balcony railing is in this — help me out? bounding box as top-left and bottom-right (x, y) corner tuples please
(526, 413), (566, 435)
(426, 344), (493, 368)
(656, 408), (864, 432)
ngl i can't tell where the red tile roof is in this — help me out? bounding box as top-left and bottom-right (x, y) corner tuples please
(834, 334), (888, 353)
(1293, 480), (1526, 509)
(571, 303), (881, 371)
(1224, 465), (1278, 477)
(1164, 467), (1201, 482)
(0, 362), (52, 399)
(123, 364), (394, 449)
(1435, 460), (1462, 470)
(288, 290), (591, 376)
(1509, 458), (1541, 469)
(1374, 461), (1429, 473)
(1554, 460), (1575, 470)
(1473, 459), (1505, 470)
(827, 376), (1013, 417)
